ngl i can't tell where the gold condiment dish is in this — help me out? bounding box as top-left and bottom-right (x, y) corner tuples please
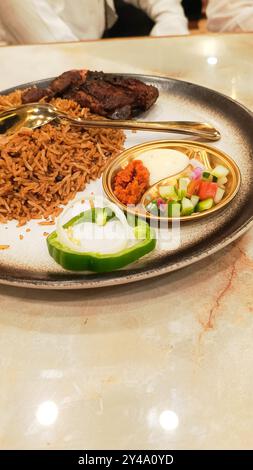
(102, 140), (241, 222)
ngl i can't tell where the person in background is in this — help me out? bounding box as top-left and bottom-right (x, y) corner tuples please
(125, 0), (253, 34)
(0, 0), (188, 44)
(116, 0), (253, 35)
(109, 0), (253, 36)
(0, 0), (252, 45)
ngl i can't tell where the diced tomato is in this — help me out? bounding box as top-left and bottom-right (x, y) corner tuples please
(187, 179), (201, 196)
(198, 181), (218, 200)
(157, 198), (166, 207)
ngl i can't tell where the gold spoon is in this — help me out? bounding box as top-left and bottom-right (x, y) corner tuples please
(0, 103), (221, 141)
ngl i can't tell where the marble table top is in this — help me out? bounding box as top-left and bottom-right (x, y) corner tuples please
(0, 33), (253, 450)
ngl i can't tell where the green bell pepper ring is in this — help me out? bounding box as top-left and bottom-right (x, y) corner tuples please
(47, 208), (156, 273)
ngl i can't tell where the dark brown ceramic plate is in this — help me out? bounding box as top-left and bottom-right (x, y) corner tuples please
(0, 74), (253, 289)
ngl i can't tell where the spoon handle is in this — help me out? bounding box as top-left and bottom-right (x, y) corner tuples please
(57, 114), (221, 141)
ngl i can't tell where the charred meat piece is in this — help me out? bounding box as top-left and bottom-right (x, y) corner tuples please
(64, 87), (133, 120)
(64, 73), (136, 118)
(62, 89), (109, 117)
(65, 71), (159, 118)
(22, 86), (51, 104)
(50, 69), (87, 94)
(21, 69), (159, 119)
(85, 71), (159, 117)
(22, 70), (87, 104)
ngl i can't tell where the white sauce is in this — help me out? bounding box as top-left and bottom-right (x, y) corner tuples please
(136, 149), (189, 185)
(70, 219), (128, 254)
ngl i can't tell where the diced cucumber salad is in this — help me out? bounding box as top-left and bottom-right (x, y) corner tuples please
(146, 163), (229, 218)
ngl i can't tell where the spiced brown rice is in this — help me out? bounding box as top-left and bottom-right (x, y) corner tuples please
(0, 91), (125, 226)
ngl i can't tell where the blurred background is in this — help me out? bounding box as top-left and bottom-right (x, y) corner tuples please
(0, 0), (252, 46)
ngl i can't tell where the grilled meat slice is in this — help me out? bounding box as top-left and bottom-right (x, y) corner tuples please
(85, 71), (159, 117)
(63, 71), (159, 119)
(22, 70), (87, 104)
(64, 72), (136, 118)
(50, 69), (87, 94)
(63, 89), (109, 117)
(22, 86), (51, 104)
(21, 69), (159, 119)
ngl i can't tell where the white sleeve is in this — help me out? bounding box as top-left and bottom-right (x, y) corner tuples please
(124, 0), (189, 35)
(0, 0), (78, 44)
(207, 0), (253, 32)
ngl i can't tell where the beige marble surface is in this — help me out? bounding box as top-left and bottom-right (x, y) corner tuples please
(0, 34), (253, 450)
